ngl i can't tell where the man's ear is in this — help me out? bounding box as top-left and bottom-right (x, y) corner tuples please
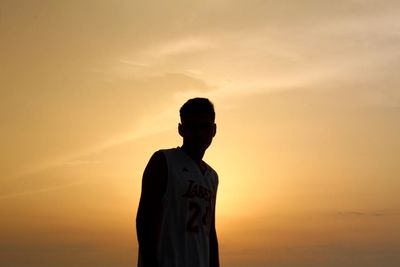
(212, 123), (217, 137)
(178, 123), (184, 137)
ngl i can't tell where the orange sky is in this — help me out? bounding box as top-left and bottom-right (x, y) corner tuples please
(1, 1), (400, 266)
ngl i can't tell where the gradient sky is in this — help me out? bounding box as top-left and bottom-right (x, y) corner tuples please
(1, 1), (400, 266)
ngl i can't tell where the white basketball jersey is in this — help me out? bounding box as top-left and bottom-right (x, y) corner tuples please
(157, 147), (218, 267)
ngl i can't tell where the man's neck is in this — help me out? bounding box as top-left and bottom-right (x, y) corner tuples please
(181, 144), (205, 165)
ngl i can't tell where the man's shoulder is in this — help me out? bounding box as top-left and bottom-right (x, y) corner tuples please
(158, 147), (178, 152)
(202, 160), (217, 173)
(156, 147), (180, 157)
(151, 147), (183, 166)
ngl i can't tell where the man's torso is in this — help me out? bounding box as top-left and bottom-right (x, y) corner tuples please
(157, 147), (218, 267)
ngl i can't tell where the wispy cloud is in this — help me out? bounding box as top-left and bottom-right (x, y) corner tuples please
(0, 181), (86, 200)
(118, 59), (149, 68)
(336, 211), (387, 217)
(148, 36), (214, 57)
(10, 109), (175, 180)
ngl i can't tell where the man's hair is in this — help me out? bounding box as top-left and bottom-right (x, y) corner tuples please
(180, 98), (215, 122)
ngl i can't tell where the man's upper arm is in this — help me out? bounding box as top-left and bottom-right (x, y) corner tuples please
(136, 152), (167, 266)
(140, 150), (168, 204)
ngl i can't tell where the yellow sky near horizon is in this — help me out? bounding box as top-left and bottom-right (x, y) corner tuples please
(1, 1), (400, 266)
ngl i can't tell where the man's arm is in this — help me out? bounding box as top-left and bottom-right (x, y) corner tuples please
(136, 151), (167, 267)
(209, 198), (220, 267)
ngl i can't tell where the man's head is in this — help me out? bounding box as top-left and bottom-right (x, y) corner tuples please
(179, 98), (216, 152)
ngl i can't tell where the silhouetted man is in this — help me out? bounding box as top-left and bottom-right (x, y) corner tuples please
(136, 98), (219, 267)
